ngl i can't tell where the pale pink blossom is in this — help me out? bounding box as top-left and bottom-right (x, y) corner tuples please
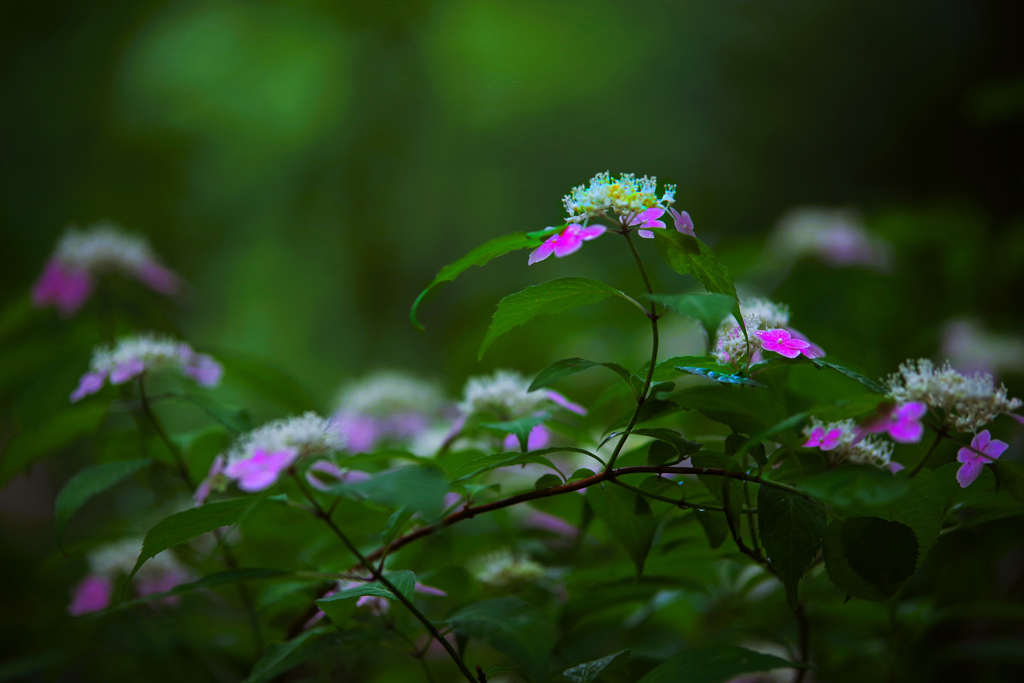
(68, 575), (113, 615)
(668, 208), (695, 237)
(32, 260), (93, 317)
(305, 459), (371, 491)
(754, 329), (812, 359)
(629, 207), (668, 239)
(528, 224), (607, 265)
(803, 426), (843, 450)
(545, 390), (587, 416)
(224, 448), (299, 492)
(956, 430), (1008, 488)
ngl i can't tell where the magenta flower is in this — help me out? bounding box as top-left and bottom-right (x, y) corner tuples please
(755, 329), (812, 359)
(786, 327), (825, 359)
(668, 208), (695, 237)
(32, 260), (94, 317)
(956, 430), (1008, 488)
(224, 448), (298, 492)
(803, 426), (843, 450)
(629, 208), (668, 239)
(503, 424), (551, 451)
(864, 402), (927, 444)
(332, 412), (380, 452)
(528, 224), (607, 265)
(68, 575), (113, 615)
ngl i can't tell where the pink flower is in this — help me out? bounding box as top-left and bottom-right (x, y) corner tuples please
(414, 582), (448, 597)
(110, 357), (146, 384)
(864, 402), (927, 444)
(668, 208), (695, 237)
(803, 426), (843, 450)
(546, 390), (587, 416)
(181, 349), (223, 387)
(629, 208), (667, 239)
(956, 430), (1008, 488)
(332, 413), (380, 452)
(754, 329), (812, 359)
(786, 327), (825, 358)
(32, 259), (94, 316)
(68, 575), (113, 615)
(136, 568), (191, 606)
(528, 224), (606, 265)
(887, 461), (905, 474)
(224, 448), (298, 492)
(503, 424), (551, 451)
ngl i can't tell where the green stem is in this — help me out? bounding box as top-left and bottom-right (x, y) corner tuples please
(291, 472), (479, 683)
(909, 428), (946, 477)
(605, 232), (659, 473)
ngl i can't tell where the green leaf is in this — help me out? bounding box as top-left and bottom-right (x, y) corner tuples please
(652, 356), (722, 381)
(652, 231), (739, 301)
(178, 393), (253, 433)
(382, 507), (414, 547)
(486, 666), (537, 683)
(482, 415), (548, 452)
(691, 453), (744, 527)
(671, 385), (787, 434)
(316, 571), (416, 612)
(411, 231), (541, 330)
(0, 403), (108, 487)
(529, 357), (633, 395)
(129, 498), (259, 583)
(215, 352), (316, 413)
(731, 412), (810, 463)
(630, 428), (703, 457)
(757, 486), (826, 607)
(799, 466), (910, 507)
(242, 626), (342, 683)
(637, 645), (806, 683)
(645, 292), (736, 342)
(334, 466), (447, 520)
(535, 473), (562, 489)
(55, 459), (151, 554)
(993, 461), (1024, 503)
(480, 277), (641, 359)
(823, 517), (918, 600)
(444, 597), (554, 680)
(588, 484), (657, 575)
(861, 469), (948, 567)
(451, 447), (600, 483)
(694, 510), (728, 549)
(564, 650), (631, 683)
(810, 359), (889, 394)
(647, 440), (679, 466)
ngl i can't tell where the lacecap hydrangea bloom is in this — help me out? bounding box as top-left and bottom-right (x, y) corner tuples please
(457, 370), (585, 451)
(530, 172), (693, 265)
(71, 333), (222, 402)
(802, 417), (899, 471)
(956, 430), (1009, 488)
(886, 359), (1022, 432)
(33, 222), (180, 316)
(713, 298), (824, 366)
(69, 538), (191, 615)
(470, 549), (546, 587)
(200, 413), (347, 496)
(330, 371), (446, 453)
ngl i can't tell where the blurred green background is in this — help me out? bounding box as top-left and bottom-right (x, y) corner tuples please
(2, 0), (1024, 679)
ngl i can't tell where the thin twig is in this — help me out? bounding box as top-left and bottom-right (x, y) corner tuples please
(910, 427), (947, 477)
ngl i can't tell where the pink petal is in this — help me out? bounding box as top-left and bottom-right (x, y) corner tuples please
(755, 329), (791, 344)
(553, 233), (583, 258)
(546, 390), (587, 416)
(956, 459), (984, 488)
(224, 448), (298, 492)
(984, 439), (1009, 461)
(110, 358), (145, 384)
(641, 220), (667, 229)
(821, 428), (843, 450)
(577, 225), (606, 241)
(888, 419), (924, 444)
(522, 510), (577, 538)
(771, 344), (803, 359)
(414, 582), (448, 597)
(896, 402), (928, 421)
(528, 239), (557, 265)
(136, 261), (180, 295)
(802, 427), (824, 448)
(631, 208), (666, 224)
(782, 339), (811, 351)
(69, 575), (113, 615)
(332, 413), (380, 453)
(637, 230), (655, 239)
(184, 354), (223, 387)
(502, 425), (550, 452)
(887, 462), (906, 474)
(70, 370), (108, 403)
(671, 209), (695, 236)
(33, 260), (94, 316)
(973, 430), (991, 452)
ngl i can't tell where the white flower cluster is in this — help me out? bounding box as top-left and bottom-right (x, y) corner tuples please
(471, 549), (545, 587)
(887, 359), (1022, 432)
(54, 222), (163, 272)
(712, 298), (789, 365)
(562, 172), (676, 223)
(458, 370), (546, 419)
(89, 333), (208, 375)
(88, 537), (186, 581)
(334, 370), (442, 416)
(225, 412), (346, 465)
(802, 418), (895, 468)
